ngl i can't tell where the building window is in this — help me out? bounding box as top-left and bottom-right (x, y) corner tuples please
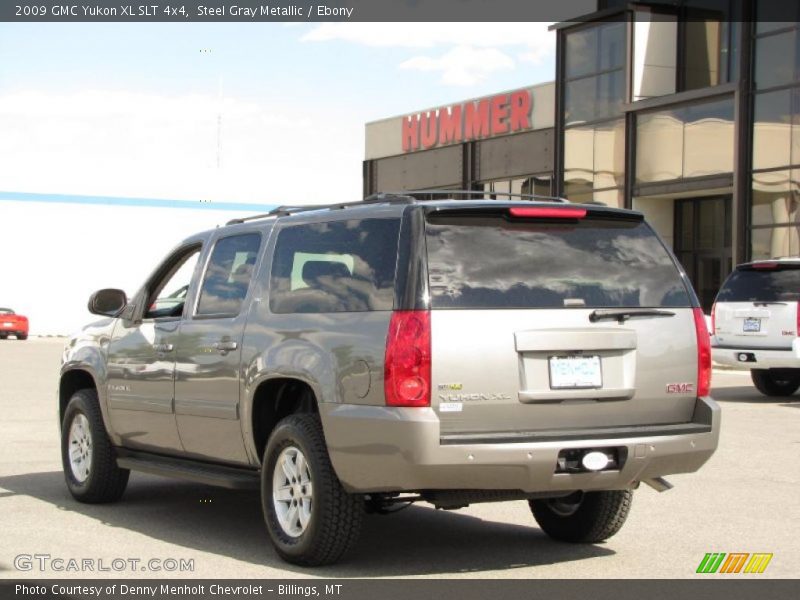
(636, 96), (734, 184)
(564, 119), (624, 195)
(750, 10), (800, 260)
(564, 20), (625, 126)
(631, 3), (735, 103)
(480, 175), (553, 199)
(752, 170), (800, 228)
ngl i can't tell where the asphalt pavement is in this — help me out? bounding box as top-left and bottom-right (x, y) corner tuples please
(1, 338), (798, 579)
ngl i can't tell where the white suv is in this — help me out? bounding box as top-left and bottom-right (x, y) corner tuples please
(712, 258), (800, 396)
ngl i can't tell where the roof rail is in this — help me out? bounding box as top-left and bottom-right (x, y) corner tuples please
(399, 189), (570, 203)
(225, 193), (417, 225)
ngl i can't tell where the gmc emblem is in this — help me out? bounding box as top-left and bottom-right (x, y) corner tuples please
(666, 383), (695, 394)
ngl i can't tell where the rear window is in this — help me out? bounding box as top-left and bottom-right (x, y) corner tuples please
(425, 214), (691, 309)
(717, 266), (800, 302)
(269, 218), (400, 313)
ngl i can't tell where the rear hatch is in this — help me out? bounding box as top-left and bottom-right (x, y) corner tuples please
(713, 262), (800, 350)
(424, 205), (701, 436)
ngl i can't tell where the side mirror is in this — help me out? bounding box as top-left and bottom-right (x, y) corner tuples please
(88, 289), (127, 316)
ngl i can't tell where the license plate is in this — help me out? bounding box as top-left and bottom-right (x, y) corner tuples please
(2, 322), (12, 327)
(549, 355), (602, 389)
(743, 318), (761, 332)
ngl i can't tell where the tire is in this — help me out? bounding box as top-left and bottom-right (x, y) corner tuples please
(17, 333), (27, 340)
(0, 333), (6, 340)
(530, 490), (633, 543)
(61, 389), (129, 503)
(261, 413), (363, 566)
(751, 369), (800, 397)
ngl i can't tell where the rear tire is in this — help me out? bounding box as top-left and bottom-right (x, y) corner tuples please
(61, 389), (129, 503)
(261, 414), (363, 566)
(530, 490), (632, 543)
(17, 333), (27, 340)
(0, 333), (6, 340)
(751, 369), (800, 397)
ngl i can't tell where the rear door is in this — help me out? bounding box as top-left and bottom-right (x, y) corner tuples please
(424, 206), (699, 436)
(713, 263), (800, 349)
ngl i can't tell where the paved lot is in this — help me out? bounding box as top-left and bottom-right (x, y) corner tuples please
(0, 338), (798, 579)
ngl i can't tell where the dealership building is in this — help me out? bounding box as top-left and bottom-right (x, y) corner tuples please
(364, 1), (800, 310)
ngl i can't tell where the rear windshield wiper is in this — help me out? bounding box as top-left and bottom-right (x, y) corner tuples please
(753, 301), (787, 306)
(589, 308), (676, 323)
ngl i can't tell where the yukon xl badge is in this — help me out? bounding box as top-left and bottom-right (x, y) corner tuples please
(666, 383), (694, 394)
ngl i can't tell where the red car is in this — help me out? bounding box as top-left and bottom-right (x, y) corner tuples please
(0, 308), (28, 340)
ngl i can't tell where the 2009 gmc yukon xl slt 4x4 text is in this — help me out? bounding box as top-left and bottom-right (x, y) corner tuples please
(59, 194), (720, 566)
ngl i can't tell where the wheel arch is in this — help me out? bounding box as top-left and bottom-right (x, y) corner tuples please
(59, 368), (99, 425)
(249, 376), (320, 464)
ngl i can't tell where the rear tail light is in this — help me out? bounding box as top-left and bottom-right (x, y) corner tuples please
(384, 311), (431, 407)
(693, 307), (712, 397)
(509, 207), (587, 219)
(796, 303), (799, 337)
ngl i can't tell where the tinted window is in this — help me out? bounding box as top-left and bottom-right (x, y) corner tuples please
(269, 219), (400, 314)
(717, 267), (800, 302)
(425, 215), (691, 309)
(196, 233), (261, 316)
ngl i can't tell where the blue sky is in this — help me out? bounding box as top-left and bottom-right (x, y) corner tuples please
(0, 23), (555, 205)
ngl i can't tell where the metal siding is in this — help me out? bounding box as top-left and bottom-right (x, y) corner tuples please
(374, 145), (463, 192)
(476, 129), (554, 181)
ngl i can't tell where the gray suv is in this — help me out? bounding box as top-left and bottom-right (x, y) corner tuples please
(59, 194), (720, 566)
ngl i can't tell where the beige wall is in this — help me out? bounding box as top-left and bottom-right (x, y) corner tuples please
(633, 196), (676, 249)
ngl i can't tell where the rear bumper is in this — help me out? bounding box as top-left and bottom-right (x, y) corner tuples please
(712, 342), (800, 369)
(321, 397), (720, 494)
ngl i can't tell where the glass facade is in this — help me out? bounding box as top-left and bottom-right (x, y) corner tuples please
(481, 175), (552, 199)
(752, 17), (800, 259)
(564, 21), (625, 126)
(563, 20), (625, 207)
(636, 97), (735, 183)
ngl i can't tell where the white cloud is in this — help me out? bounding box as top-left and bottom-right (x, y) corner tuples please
(400, 45), (515, 86)
(302, 22), (554, 86)
(0, 89), (357, 205)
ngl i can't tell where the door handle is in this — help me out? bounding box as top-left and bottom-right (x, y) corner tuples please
(212, 341), (238, 354)
(153, 343), (174, 353)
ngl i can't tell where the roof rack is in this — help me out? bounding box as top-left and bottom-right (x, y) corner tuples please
(399, 189), (570, 203)
(224, 190), (567, 226)
(225, 193), (416, 225)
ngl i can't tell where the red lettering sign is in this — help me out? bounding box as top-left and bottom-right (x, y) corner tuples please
(420, 112), (438, 149)
(438, 105), (462, 145)
(464, 99), (490, 141)
(400, 89), (533, 153)
(402, 115), (419, 152)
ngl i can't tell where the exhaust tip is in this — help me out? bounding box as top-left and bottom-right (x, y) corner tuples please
(644, 477), (674, 493)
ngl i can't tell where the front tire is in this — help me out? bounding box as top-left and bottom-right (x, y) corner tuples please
(261, 414), (363, 566)
(530, 490), (632, 543)
(751, 369), (800, 397)
(61, 389), (129, 503)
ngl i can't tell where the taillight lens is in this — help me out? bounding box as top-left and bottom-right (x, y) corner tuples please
(693, 307), (712, 397)
(385, 311), (431, 407)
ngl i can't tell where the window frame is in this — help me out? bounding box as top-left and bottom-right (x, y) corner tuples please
(139, 242), (204, 323)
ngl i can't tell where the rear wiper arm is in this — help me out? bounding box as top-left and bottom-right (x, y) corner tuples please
(589, 308), (676, 323)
